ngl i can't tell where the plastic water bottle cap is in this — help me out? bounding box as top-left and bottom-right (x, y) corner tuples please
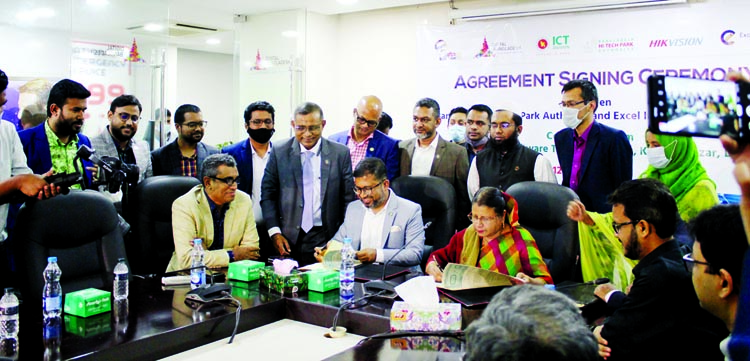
(48, 256), (57, 262)
(194, 239), (202, 245)
(118, 258), (126, 263)
(343, 238), (352, 244)
(3, 288), (12, 294)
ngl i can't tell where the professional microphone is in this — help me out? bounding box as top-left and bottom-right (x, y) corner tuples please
(363, 221), (432, 295)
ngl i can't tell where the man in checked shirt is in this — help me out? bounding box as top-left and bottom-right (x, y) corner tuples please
(329, 95), (400, 180)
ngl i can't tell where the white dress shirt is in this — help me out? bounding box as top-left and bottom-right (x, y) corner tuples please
(251, 143), (272, 223)
(410, 137), (439, 176)
(360, 190), (393, 263)
(0, 121), (32, 240)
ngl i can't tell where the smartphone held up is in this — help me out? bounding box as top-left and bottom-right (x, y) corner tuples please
(647, 74), (750, 140)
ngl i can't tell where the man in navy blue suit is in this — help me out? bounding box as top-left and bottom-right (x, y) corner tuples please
(554, 79), (632, 213)
(18, 79), (95, 189)
(221, 100), (275, 262)
(329, 95), (400, 180)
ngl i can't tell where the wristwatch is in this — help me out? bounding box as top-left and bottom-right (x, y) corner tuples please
(227, 250), (235, 262)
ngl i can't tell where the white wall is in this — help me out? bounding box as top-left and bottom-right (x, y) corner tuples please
(175, 48), (235, 147)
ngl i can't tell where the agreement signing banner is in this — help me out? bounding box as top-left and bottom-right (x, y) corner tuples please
(417, 0), (750, 194)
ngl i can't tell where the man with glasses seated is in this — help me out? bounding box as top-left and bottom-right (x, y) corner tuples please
(261, 102), (355, 266)
(468, 109), (556, 197)
(166, 153), (260, 272)
(554, 79), (632, 213)
(591, 178), (726, 361)
(89, 95), (152, 205)
(313, 158), (424, 267)
(151, 103), (218, 180)
(329, 95), (400, 180)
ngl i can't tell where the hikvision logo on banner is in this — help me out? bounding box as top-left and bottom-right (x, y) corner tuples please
(538, 35), (570, 50)
(648, 37), (703, 48)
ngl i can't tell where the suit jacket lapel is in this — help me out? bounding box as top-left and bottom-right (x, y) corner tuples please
(579, 123), (600, 183)
(34, 125), (53, 172)
(241, 139), (254, 195)
(402, 138), (416, 174)
(430, 137), (446, 175)
(320, 139), (331, 202)
(290, 139), (303, 194)
(381, 192), (399, 248)
(168, 141), (182, 176)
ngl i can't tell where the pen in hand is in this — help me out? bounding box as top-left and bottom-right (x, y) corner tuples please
(432, 255), (443, 272)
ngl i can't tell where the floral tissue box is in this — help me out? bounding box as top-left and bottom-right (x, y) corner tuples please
(389, 301), (462, 331)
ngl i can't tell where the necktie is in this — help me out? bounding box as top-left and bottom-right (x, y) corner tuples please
(301, 151), (314, 233)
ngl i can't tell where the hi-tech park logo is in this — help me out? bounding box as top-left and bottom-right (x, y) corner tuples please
(722, 30), (736, 45)
(538, 35), (570, 50)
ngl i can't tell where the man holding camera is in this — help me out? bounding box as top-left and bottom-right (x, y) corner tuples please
(89, 94), (152, 204)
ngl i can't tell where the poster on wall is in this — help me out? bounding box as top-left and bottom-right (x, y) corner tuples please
(417, 1), (750, 195)
(71, 40), (131, 138)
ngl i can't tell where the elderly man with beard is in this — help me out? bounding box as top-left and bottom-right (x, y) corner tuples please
(151, 104), (218, 180)
(468, 109), (556, 196)
(89, 95), (152, 205)
(19, 79), (95, 189)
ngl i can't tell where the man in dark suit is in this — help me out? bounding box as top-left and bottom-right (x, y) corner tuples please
(150, 104), (218, 180)
(399, 97), (470, 229)
(261, 102), (355, 266)
(222, 100), (275, 262)
(329, 95), (400, 180)
(592, 179), (726, 361)
(18, 79), (95, 189)
(554, 79), (632, 213)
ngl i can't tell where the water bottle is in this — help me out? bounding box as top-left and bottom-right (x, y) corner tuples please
(43, 257), (62, 320)
(0, 288), (19, 340)
(190, 239), (206, 289)
(113, 258), (129, 300)
(339, 238), (355, 303)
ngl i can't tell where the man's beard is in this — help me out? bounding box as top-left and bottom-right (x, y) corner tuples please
(623, 230), (642, 260)
(111, 125), (134, 143)
(490, 131), (519, 152)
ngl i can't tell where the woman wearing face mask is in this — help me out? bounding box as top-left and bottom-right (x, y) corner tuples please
(567, 131), (718, 290)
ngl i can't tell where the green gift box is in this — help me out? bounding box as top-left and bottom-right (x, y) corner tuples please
(227, 260), (265, 282)
(64, 312), (111, 337)
(63, 288), (111, 318)
(307, 269), (340, 293)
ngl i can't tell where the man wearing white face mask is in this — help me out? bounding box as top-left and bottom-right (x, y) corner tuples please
(554, 79), (633, 213)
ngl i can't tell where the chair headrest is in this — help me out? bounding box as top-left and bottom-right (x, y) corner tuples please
(130, 175), (201, 217)
(391, 176), (456, 213)
(505, 181), (580, 228)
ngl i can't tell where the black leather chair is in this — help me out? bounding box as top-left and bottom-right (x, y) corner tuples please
(124, 176), (200, 275)
(505, 181), (581, 283)
(391, 175), (456, 271)
(14, 190), (126, 301)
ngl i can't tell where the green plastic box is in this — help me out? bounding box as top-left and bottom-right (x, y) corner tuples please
(63, 288), (111, 318)
(227, 260), (265, 282)
(307, 269), (340, 293)
(64, 312), (111, 337)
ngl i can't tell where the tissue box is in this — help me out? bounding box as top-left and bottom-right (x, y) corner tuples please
(64, 288), (111, 318)
(307, 269), (339, 293)
(260, 266), (308, 295)
(64, 312), (111, 337)
(307, 289), (341, 304)
(390, 301), (462, 331)
(227, 260), (264, 282)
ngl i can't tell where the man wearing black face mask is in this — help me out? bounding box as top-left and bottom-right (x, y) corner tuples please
(468, 109), (556, 196)
(222, 101), (275, 262)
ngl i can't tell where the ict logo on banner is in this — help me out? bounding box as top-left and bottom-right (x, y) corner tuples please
(537, 35), (570, 50)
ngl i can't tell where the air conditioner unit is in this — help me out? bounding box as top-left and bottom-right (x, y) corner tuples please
(451, 0), (688, 21)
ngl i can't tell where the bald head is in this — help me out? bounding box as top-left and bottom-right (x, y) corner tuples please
(352, 95), (383, 141)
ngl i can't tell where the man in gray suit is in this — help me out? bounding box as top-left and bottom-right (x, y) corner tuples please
(399, 97), (470, 229)
(261, 102), (355, 266)
(315, 158), (425, 267)
(89, 95), (152, 205)
(150, 104), (218, 180)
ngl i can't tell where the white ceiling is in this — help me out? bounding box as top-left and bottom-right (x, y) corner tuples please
(0, 0), (446, 54)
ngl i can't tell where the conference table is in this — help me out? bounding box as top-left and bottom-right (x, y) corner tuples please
(6, 268), (596, 360)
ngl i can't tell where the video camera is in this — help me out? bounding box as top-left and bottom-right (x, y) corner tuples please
(77, 145), (140, 194)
